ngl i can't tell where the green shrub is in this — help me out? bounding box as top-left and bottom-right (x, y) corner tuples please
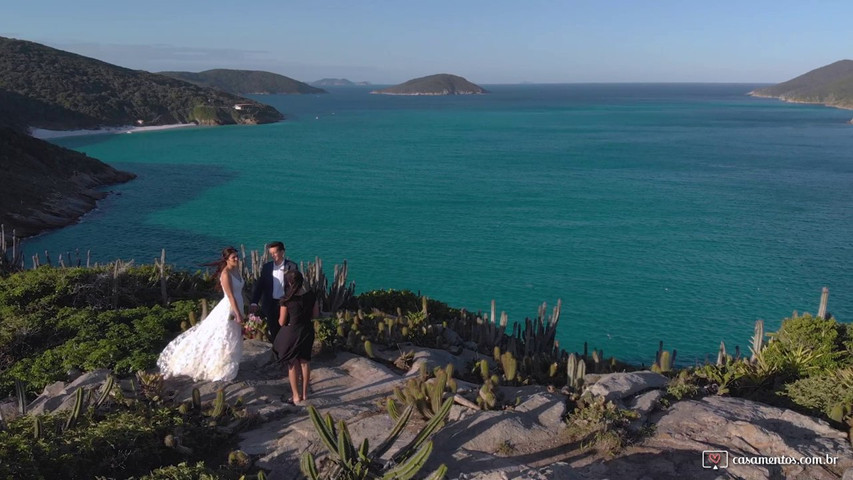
(0, 301), (197, 397)
(784, 367), (853, 417)
(761, 314), (846, 376)
(0, 396), (249, 480)
(135, 462), (223, 480)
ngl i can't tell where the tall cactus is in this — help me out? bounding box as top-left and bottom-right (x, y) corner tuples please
(567, 353), (585, 391)
(63, 387), (85, 431)
(716, 341), (728, 366)
(211, 389), (226, 418)
(652, 342), (676, 373)
(15, 379), (27, 415)
(750, 319), (765, 363)
(94, 376), (115, 409)
(192, 387), (202, 410)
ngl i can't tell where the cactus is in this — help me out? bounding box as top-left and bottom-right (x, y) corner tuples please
(829, 403), (851, 423)
(500, 351), (518, 384)
(716, 341), (727, 366)
(591, 349), (603, 373)
(192, 387), (202, 410)
(750, 319), (765, 362)
(188, 310), (198, 327)
(548, 362), (559, 378)
(33, 416), (42, 439)
(364, 340), (375, 358)
(474, 359), (490, 383)
(652, 342), (676, 373)
(15, 379), (26, 415)
(477, 380), (498, 410)
(567, 353), (585, 391)
(63, 387), (85, 431)
(211, 388), (226, 418)
(301, 399), (451, 479)
(95, 375), (115, 409)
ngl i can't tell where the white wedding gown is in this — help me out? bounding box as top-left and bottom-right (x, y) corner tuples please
(157, 273), (244, 382)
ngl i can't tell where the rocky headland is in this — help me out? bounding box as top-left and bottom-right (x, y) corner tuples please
(372, 74), (487, 95)
(749, 60), (853, 119)
(0, 127), (135, 240)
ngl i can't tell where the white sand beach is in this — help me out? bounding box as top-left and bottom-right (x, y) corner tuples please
(30, 123), (197, 140)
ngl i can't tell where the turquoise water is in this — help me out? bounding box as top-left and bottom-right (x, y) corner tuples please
(24, 84), (853, 365)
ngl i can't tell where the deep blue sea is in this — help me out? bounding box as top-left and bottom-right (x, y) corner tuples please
(23, 84), (853, 365)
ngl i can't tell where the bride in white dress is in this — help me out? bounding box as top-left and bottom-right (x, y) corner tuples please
(157, 247), (244, 382)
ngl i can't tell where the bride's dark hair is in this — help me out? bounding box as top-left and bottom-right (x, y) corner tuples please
(280, 270), (304, 304)
(202, 246), (239, 290)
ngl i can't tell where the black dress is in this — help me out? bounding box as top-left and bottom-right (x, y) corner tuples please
(273, 291), (317, 365)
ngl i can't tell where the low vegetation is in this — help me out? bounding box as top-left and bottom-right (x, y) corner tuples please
(0, 243), (851, 477)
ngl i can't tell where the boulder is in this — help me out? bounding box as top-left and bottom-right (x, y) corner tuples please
(573, 396), (853, 480)
(586, 371), (668, 402)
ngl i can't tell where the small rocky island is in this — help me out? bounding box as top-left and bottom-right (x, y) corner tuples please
(372, 73), (487, 95)
(750, 59), (853, 115)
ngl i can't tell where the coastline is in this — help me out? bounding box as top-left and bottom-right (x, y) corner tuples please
(748, 91), (853, 112)
(29, 123), (197, 140)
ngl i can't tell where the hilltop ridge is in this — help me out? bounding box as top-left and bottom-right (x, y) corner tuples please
(160, 69), (326, 95)
(0, 36), (284, 130)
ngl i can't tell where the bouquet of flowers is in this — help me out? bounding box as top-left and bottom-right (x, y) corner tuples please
(242, 313), (268, 341)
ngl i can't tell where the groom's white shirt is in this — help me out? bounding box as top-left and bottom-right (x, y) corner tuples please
(272, 260), (286, 300)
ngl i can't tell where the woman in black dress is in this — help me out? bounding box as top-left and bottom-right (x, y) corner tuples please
(273, 270), (319, 404)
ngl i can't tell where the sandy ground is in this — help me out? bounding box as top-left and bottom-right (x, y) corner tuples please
(29, 123), (197, 139)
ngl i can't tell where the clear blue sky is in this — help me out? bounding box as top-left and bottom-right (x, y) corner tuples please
(3, 0), (851, 84)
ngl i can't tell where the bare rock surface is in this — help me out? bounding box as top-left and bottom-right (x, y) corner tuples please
(570, 396), (853, 480)
(586, 371), (669, 402)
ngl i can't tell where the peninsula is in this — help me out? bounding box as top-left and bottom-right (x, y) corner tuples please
(750, 59), (853, 113)
(160, 69), (327, 95)
(371, 73), (487, 95)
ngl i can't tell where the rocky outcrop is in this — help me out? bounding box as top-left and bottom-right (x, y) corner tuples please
(9, 341), (853, 480)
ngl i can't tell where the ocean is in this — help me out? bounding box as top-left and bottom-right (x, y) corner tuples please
(23, 84), (853, 365)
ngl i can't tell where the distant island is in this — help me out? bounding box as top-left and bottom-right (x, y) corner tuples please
(160, 69), (327, 95)
(312, 78), (371, 87)
(749, 60), (853, 115)
(371, 74), (487, 96)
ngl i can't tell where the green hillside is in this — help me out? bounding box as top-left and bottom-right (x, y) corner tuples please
(372, 73), (487, 95)
(0, 36), (284, 130)
(160, 69), (327, 95)
(750, 60), (853, 110)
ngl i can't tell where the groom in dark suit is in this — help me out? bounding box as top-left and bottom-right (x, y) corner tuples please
(250, 241), (298, 342)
